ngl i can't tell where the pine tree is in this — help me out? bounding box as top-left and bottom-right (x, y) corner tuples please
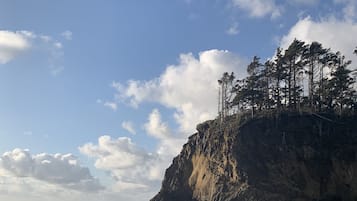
(218, 72), (235, 120)
(283, 39), (307, 109)
(326, 53), (355, 114)
(271, 48), (286, 111)
(304, 42), (328, 110)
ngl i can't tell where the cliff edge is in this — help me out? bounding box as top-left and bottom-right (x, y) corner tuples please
(151, 113), (357, 201)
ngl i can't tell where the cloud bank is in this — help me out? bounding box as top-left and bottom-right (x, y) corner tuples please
(0, 149), (103, 192)
(79, 136), (167, 194)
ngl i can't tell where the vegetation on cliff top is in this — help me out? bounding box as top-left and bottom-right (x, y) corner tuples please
(218, 40), (357, 121)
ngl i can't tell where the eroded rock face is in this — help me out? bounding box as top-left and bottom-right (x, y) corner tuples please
(151, 114), (357, 201)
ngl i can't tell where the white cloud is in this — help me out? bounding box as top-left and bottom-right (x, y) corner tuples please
(226, 22), (239, 35)
(144, 109), (186, 156)
(0, 149), (103, 192)
(96, 45), (248, 201)
(231, 0), (282, 19)
(0, 176), (149, 201)
(0, 29), (68, 75)
(79, 135), (167, 196)
(144, 109), (171, 139)
(61, 30), (73, 40)
(104, 101), (118, 111)
(121, 121), (136, 135)
(280, 16), (357, 65)
(101, 51), (247, 190)
(0, 30), (31, 64)
(114, 49), (246, 134)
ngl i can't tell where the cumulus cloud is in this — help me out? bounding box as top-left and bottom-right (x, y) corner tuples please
(0, 149), (103, 192)
(98, 51), (247, 189)
(144, 109), (186, 156)
(121, 121), (136, 135)
(0, 30), (31, 64)
(231, 0), (282, 19)
(114, 49), (246, 134)
(79, 136), (168, 194)
(144, 109), (171, 139)
(279, 16), (357, 65)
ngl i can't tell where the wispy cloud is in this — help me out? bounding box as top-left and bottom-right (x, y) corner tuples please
(226, 22), (239, 35)
(231, 0), (282, 19)
(334, 0), (357, 21)
(121, 121), (136, 135)
(61, 30), (73, 40)
(0, 29), (70, 75)
(104, 101), (118, 111)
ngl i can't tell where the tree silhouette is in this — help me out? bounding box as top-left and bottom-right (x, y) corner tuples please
(220, 40), (356, 119)
(283, 39), (307, 109)
(218, 72), (235, 121)
(326, 53), (355, 114)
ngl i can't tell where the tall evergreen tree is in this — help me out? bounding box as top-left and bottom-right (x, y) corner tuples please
(325, 53), (355, 114)
(283, 39), (307, 109)
(304, 42), (328, 110)
(271, 48), (286, 111)
(218, 72), (235, 119)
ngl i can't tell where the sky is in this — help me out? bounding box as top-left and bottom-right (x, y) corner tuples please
(0, 0), (356, 200)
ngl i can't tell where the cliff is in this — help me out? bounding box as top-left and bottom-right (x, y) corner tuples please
(150, 113), (357, 201)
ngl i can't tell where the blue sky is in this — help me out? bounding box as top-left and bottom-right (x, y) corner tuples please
(0, 1), (356, 201)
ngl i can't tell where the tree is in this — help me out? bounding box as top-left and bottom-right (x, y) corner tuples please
(221, 40), (357, 120)
(231, 56), (266, 117)
(218, 72), (235, 120)
(262, 60), (274, 110)
(326, 53), (355, 114)
(283, 39), (307, 109)
(304, 42), (328, 110)
(271, 48), (286, 111)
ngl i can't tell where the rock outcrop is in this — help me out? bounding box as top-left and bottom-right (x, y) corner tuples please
(151, 113), (357, 201)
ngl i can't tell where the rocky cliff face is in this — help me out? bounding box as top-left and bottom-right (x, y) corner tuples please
(151, 113), (357, 201)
